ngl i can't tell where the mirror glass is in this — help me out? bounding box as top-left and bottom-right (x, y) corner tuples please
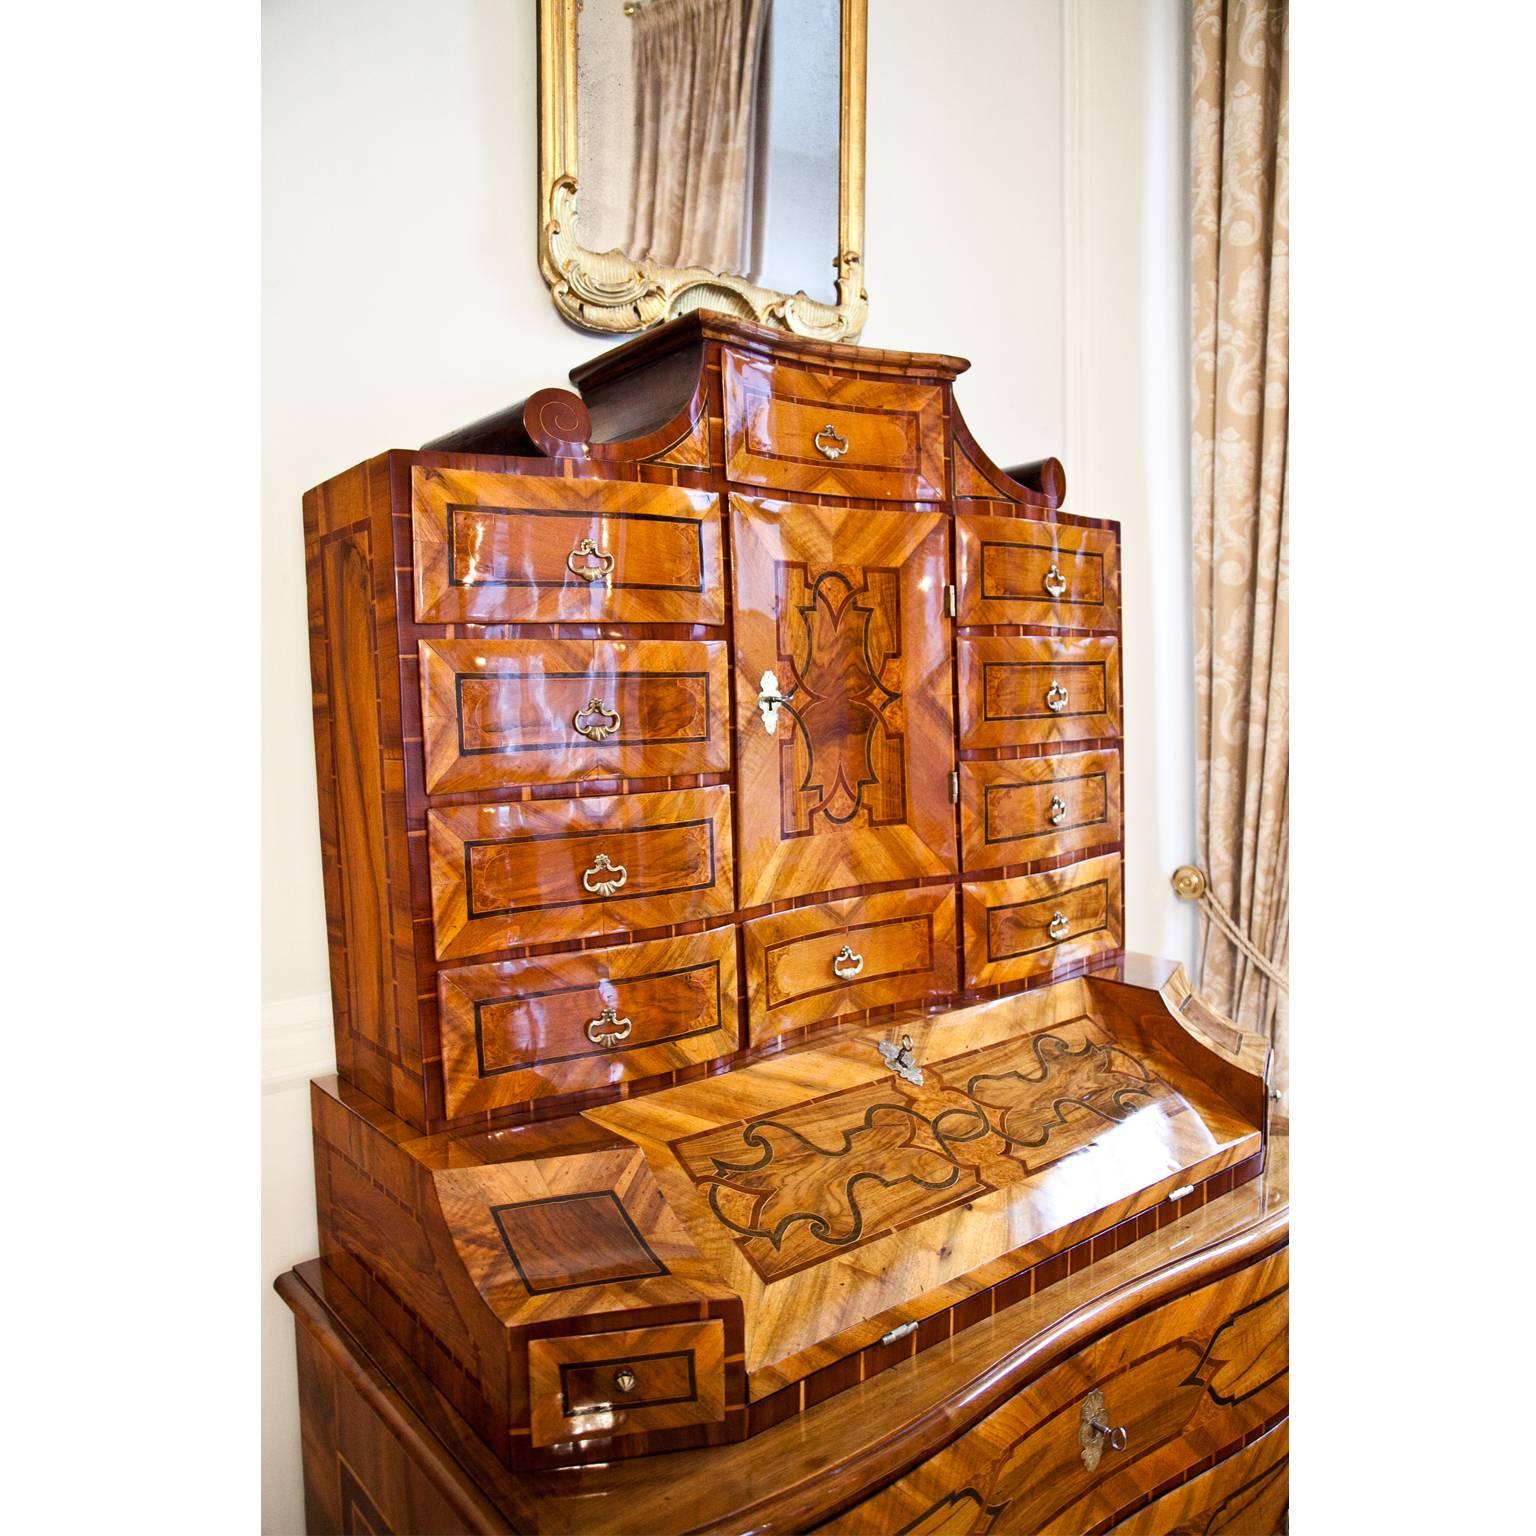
(576, 0), (842, 303)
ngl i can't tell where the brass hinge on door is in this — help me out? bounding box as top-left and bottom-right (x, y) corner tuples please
(944, 583), (957, 618)
(949, 770), (959, 804)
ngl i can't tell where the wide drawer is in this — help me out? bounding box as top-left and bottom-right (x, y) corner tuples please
(963, 852), (1123, 988)
(526, 1319), (726, 1448)
(1109, 1418), (1288, 1535)
(959, 749), (1122, 873)
(411, 468), (724, 624)
(956, 512), (1120, 628)
(721, 348), (946, 502)
(437, 928), (741, 1115)
(742, 887), (958, 1041)
(419, 639), (730, 793)
(427, 786), (734, 960)
(959, 634), (1122, 748)
(819, 1247), (1288, 1536)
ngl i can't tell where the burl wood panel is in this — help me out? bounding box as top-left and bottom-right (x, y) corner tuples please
(437, 928), (741, 1115)
(959, 635), (1123, 750)
(731, 494), (957, 905)
(527, 1320), (726, 1448)
(819, 1248), (1287, 1536)
(960, 750), (1123, 874)
(742, 886), (958, 1040)
(721, 348), (947, 502)
(964, 853), (1125, 989)
(1108, 1419), (1288, 1535)
(411, 468), (724, 625)
(428, 785), (734, 960)
(956, 512), (1121, 629)
(420, 638), (730, 793)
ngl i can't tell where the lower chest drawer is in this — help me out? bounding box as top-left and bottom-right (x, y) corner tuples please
(437, 928), (741, 1115)
(527, 1319), (727, 1449)
(818, 1245), (1289, 1536)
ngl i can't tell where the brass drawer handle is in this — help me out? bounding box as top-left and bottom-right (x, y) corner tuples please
(581, 853), (628, 896)
(814, 423), (849, 461)
(1048, 794), (1067, 826)
(1044, 563), (1067, 598)
(833, 944), (864, 980)
(585, 1007), (633, 1048)
(573, 697), (621, 741)
(1079, 1388), (1128, 1471)
(1045, 681), (1069, 713)
(1049, 910), (1069, 940)
(567, 537), (615, 582)
(613, 1367), (638, 1395)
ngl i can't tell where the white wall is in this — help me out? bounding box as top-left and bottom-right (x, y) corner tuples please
(261, 3), (1190, 1529)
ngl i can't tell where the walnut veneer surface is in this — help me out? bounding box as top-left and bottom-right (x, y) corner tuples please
(293, 313), (1283, 1522)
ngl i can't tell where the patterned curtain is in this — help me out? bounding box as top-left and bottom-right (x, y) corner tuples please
(1189, 0), (1289, 1087)
(626, 0), (769, 275)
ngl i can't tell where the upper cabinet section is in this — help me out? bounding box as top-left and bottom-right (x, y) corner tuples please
(411, 469), (724, 626)
(721, 349), (946, 503)
(956, 514), (1120, 630)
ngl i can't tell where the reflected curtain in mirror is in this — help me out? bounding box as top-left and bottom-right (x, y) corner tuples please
(626, 0), (769, 275)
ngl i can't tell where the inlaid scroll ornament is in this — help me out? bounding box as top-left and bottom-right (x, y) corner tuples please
(573, 697), (621, 741)
(581, 852), (628, 896)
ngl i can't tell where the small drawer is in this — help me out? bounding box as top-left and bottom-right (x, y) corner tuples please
(963, 852), (1122, 989)
(721, 348), (946, 502)
(959, 635), (1122, 749)
(960, 750), (1122, 873)
(437, 929), (740, 1115)
(527, 1320), (726, 1448)
(742, 888), (958, 1041)
(956, 512), (1119, 629)
(419, 638), (730, 794)
(427, 786), (734, 960)
(411, 468), (724, 625)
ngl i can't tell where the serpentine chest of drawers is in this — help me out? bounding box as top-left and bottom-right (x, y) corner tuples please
(290, 313), (1285, 1533)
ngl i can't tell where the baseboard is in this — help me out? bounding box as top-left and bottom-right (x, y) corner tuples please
(263, 991), (337, 1095)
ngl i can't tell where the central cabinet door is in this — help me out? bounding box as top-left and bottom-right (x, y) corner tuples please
(731, 494), (957, 905)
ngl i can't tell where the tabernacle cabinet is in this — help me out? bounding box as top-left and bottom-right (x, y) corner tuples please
(285, 312), (1286, 1533)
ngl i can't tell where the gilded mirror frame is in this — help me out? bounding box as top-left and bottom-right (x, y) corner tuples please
(537, 0), (868, 340)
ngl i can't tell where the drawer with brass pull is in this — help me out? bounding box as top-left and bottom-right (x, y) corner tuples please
(436, 928), (740, 1114)
(410, 468), (724, 624)
(741, 887), (957, 1041)
(418, 638), (730, 793)
(427, 786), (734, 959)
(956, 512), (1121, 629)
(959, 749), (1123, 873)
(962, 852), (1123, 989)
(721, 347), (946, 502)
(527, 1319), (727, 1448)
(959, 634), (1122, 748)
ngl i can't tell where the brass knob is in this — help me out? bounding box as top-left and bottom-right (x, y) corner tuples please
(581, 853), (628, 896)
(567, 538), (615, 582)
(833, 944), (864, 980)
(1045, 681), (1069, 713)
(1044, 563), (1067, 598)
(1048, 910), (1069, 940)
(585, 1007), (633, 1047)
(814, 423), (849, 461)
(1048, 794), (1067, 826)
(573, 697), (621, 741)
(613, 1367), (638, 1394)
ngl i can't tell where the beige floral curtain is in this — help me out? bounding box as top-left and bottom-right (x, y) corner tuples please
(1190, 0), (1289, 1080)
(626, 0), (768, 275)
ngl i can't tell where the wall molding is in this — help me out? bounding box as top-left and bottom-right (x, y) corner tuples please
(1060, 0), (1089, 514)
(263, 991), (336, 1095)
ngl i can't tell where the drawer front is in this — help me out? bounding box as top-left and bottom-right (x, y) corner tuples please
(742, 888), (958, 1041)
(1108, 1418), (1288, 1535)
(956, 512), (1120, 629)
(527, 1320), (726, 1447)
(819, 1247), (1288, 1536)
(722, 349), (946, 502)
(960, 750), (1122, 873)
(963, 852), (1123, 989)
(420, 639), (730, 793)
(411, 468), (724, 625)
(428, 786), (733, 960)
(438, 929), (740, 1115)
(959, 634), (1122, 749)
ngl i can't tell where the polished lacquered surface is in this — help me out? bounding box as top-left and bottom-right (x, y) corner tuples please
(955, 510), (1121, 629)
(960, 749), (1123, 874)
(959, 634), (1124, 749)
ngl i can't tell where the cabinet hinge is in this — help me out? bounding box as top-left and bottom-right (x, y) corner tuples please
(944, 583), (957, 618)
(949, 769), (959, 804)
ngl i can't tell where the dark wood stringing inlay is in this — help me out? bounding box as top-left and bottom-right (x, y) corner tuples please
(558, 1348), (699, 1417)
(491, 1191), (669, 1293)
